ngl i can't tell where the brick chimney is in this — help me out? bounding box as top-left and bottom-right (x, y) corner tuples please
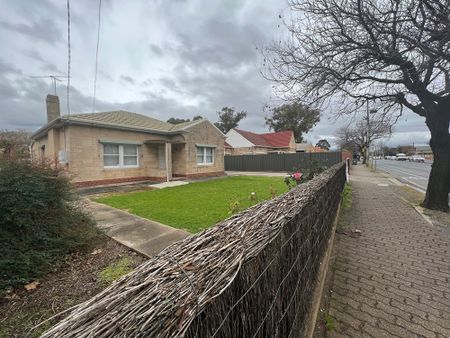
(46, 94), (60, 123)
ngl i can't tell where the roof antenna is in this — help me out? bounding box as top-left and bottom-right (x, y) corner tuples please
(30, 75), (70, 95)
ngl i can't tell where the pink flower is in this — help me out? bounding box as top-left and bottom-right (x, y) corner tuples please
(292, 172), (302, 181)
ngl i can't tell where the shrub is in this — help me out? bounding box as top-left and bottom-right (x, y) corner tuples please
(0, 159), (99, 289)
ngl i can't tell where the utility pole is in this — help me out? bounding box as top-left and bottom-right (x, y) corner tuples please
(366, 100), (370, 165)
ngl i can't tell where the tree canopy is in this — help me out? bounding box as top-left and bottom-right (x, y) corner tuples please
(265, 102), (320, 142)
(167, 118), (190, 124)
(266, 0), (450, 211)
(214, 107), (247, 134)
(316, 139), (330, 151)
(167, 116), (203, 124)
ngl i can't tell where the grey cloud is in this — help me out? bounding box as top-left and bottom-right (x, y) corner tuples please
(99, 71), (114, 82)
(0, 81), (19, 101)
(167, 20), (263, 70)
(141, 78), (153, 86)
(0, 18), (62, 44)
(40, 63), (64, 74)
(0, 59), (21, 75)
(23, 49), (46, 63)
(120, 75), (136, 85)
(149, 44), (163, 57)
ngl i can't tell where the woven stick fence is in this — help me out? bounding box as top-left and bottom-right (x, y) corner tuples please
(38, 163), (346, 338)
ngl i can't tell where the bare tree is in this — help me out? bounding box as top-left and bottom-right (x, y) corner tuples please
(265, 0), (450, 211)
(0, 130), (30, 159)
(336, 114), (392, 164)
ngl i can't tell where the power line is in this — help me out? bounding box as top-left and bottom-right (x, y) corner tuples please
(92, 0), (102, 112)
(66, 0), (71, 117)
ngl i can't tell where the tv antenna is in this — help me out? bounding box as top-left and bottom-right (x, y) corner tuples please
(30, 75), (70, 95)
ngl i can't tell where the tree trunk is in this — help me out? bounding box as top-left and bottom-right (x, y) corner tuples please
(422, 109), (450, 212)
(360, 146), (367, 164)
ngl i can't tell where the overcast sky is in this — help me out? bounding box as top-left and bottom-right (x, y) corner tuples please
(0, 0), (431, 146)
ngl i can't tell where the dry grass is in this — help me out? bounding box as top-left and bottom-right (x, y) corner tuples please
(393, 185), (450, 228)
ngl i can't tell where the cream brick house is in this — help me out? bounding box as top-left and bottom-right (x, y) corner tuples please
(31, 95), (225, 186)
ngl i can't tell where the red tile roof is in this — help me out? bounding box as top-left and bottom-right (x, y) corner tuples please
(234, 129), (293, 148)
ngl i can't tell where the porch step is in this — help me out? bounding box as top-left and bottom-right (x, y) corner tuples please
(151, 181), (189, 189)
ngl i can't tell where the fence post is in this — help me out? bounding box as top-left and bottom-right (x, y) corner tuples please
(345, 158), (350, 181)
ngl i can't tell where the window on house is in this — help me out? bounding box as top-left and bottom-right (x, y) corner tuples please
(196, 146), (214, 165)
(103, 144), (138, 168)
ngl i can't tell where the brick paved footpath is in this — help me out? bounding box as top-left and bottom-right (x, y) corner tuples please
(329, 165), (450, 338)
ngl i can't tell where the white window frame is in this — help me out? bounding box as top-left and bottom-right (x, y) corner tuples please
(103, 144), (139, 168)
(196, 146), (214, 166)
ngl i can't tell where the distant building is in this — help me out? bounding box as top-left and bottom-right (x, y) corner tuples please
(225, 129), (296, 155)
(295, 142), (313, 153)
(295, 143), (328, 153)
(415, 145), (433, 160)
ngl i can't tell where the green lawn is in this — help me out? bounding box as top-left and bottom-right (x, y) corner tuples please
(94, 176), (288, 233)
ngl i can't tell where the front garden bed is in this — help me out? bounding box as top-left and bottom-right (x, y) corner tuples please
(0, 235), (146, 338)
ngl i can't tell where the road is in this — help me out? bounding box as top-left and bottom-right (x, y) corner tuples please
(374, 159), (431, 192)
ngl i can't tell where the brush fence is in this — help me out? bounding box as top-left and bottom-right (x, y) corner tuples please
(40, 163), (346, 338)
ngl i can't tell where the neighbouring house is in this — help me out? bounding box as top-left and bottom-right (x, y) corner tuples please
(295, 142), (328, 153)
(295, 142), (314, 153)
(31, 95), (225, 186)
(224, 128), (296, 155)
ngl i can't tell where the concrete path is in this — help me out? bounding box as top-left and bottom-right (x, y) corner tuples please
(84, 200), (190, 258)
(330, 165), (450, 338)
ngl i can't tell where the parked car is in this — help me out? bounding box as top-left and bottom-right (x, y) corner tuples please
(396, 153), (408, 161)
(409, 155), (425, 163)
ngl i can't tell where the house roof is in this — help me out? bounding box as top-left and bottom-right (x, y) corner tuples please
(67, 111), (174, 132)
(31, 111), (215, 139)
(233, 129), (293, 148)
